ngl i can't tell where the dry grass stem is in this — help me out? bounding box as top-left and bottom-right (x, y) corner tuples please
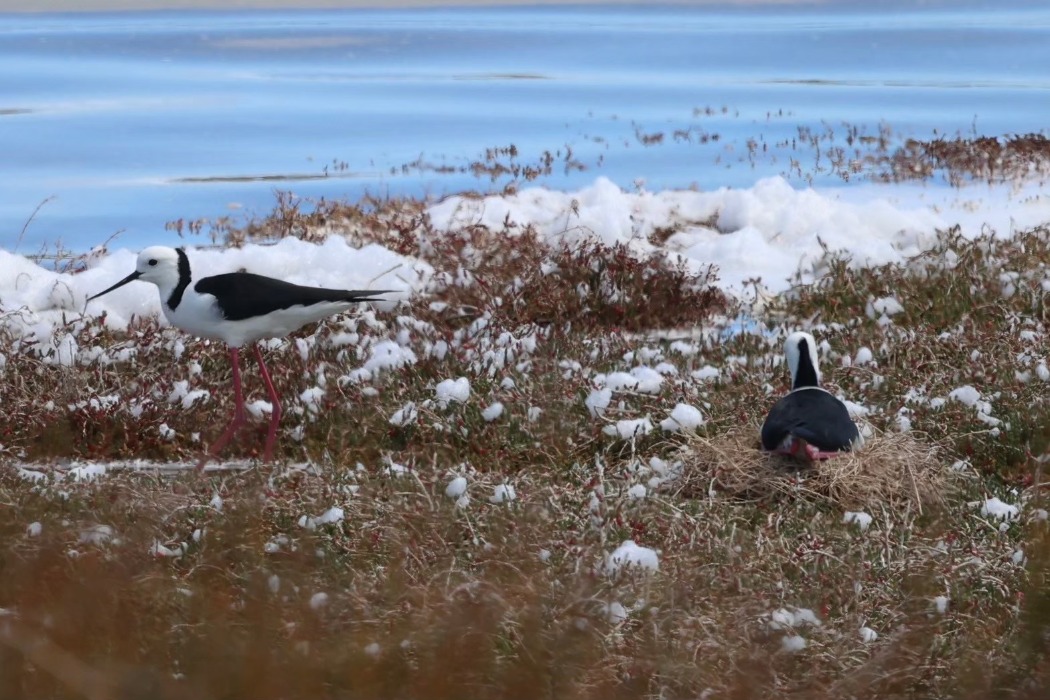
(677, 427), (956, 511)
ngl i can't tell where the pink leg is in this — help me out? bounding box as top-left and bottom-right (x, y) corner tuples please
(253, 344), (283, 463)
(195, 347), (248, 472)
(772, 437), (843, 462)
(797, 440), (846, 461)
(774, 436), (807, 460)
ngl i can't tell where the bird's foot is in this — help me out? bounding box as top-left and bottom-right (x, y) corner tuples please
(773, 438), (843, 463)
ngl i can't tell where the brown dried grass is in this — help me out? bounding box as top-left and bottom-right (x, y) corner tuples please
(676, 425), (956, 512)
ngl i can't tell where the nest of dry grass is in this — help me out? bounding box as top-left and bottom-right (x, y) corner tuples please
(674, 424), (957, 511)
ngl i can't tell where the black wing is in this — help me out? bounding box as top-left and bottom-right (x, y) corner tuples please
(760, 389), (860, 452)
(195, 272), (393, 321)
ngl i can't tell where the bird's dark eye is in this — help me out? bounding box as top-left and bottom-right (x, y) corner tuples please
(148, 259), (158, 266)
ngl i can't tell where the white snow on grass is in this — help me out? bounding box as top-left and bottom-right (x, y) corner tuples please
(949, 385), (982, 407)
(4, 176), (1050, 356)
(427, 176), (1050, 296)
(299, 507), (345, 531)
(981, 497), (1019, 520)
(0, 237), (419, 358)
(14, 459), (256, 477)
(691, 365), (720, 382)
(435, 377), (471, 408)
(780, 635), (807, 652)
(604, 601), (628, 625)
(167, 381), (210, 409)
(445, 476), (468, 499)
(659, 403), (704, 432)
(843, 511), (873, 531)
(1037, 362), (1050, 382)
(605, 539), (659, 574)
(948, 385), (1002, 428)
(389, 402), (418, 427)
(769, 607), (822, 630)
(595, 367), (663, 394)
(299, 386), (324, 414)
(362, 340), (418, 376)
(78, 524), (116, 546)
(627, 366), (664, 393)
(384, 461), (409, 478)
(489, 484), (517, 504)
(868, 296), (904, 318)
(842, 400), (870, 419)
(69, 464), (107, 481)
(603, 417), (654, 439)
(585, 387), (613, 417)
(481, 401), (505, 422)
(246, 400), (274, 419)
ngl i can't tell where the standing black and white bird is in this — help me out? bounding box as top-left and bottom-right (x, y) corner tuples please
(89, 246), (394, 470)
(761, 331), (862, 461)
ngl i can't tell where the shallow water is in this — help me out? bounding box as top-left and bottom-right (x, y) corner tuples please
(1, 1), (1047, 252)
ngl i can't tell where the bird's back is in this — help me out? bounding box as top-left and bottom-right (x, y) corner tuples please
(761, 388), (860, 452)
(195, 272), (386, 322)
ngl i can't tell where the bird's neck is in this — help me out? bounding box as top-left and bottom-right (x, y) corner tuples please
(792, 357), (820, 389)
(163, 249), (194, 311)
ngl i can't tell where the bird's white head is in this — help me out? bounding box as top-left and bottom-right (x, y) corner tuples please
(785, 330), (821, 389)
(89, 246), (187, 301)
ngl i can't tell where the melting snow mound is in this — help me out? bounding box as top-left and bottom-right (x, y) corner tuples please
(981, 497), (1018, 520)
(605, 539), (659, 574)
(660, 403), (704, 432)
(843, 511), (873, 531)
(603, 417), (654, 439)
(435, 377), (471, 408)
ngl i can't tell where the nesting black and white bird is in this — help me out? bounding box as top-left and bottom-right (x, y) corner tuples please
(761, 331), (862, 462)
(89, 246), (393, 470)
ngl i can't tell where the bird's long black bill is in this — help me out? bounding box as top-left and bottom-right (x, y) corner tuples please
(88, 270), (142, 301)
(348, 290), (398, 302)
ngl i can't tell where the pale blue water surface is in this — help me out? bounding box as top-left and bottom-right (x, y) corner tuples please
(1, 1), (1047, 252)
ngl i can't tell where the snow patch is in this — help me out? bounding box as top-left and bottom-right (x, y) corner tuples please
(659, 403), (704, 432)
(481, 401), (505, 422)
(843, 511), (873, 531)
(605, 539), (659, 574)
(489, 484), (517, 504)
(603, 417), (654, 439)
(435, 377), (471, 408)
(299, 507), (345, 530)
(981, 497), (1018, 520)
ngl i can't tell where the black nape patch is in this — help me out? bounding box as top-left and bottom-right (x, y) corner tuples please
(792, 338), (820, 389)
(167, 248), (193, 310)
(194, 272), (388, 321)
